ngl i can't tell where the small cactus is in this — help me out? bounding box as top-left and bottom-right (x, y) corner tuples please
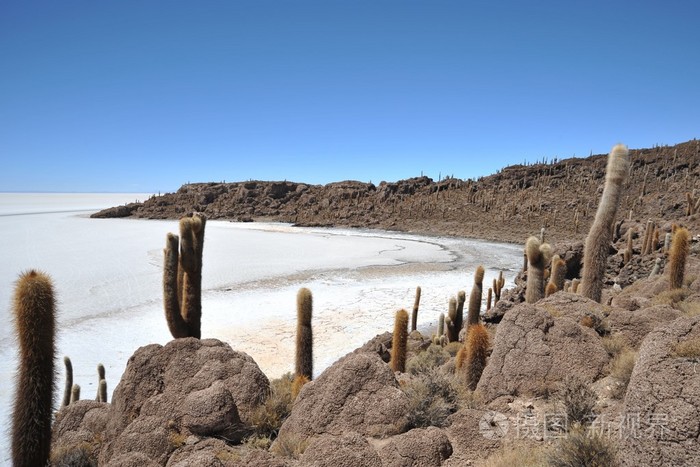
(296, 288), (313, 380)
(457, 323), (490, 390)
(70, 384), (81, 404)
(446, 297), (459, 342)
(548, 255), (567, 292)
(62, 356), (73, 408)
(96, 363), (106, 402)
(98, 380), (108, 404)
(390, 309), (409, 372)
(411, 286), (421, 332)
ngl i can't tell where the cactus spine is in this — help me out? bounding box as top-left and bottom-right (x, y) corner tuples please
(62, 356), (73, 407)
(411, 286), (421, 332)
(296, 288), (313, 380)
(163, 213), (206, 338)
(467, 265), (485, 326)
(669, 227), (690, 290)
(525, 236), (552, 303)
(390, 309), (409, 372)
(12, 270), (56, 467)
(580, 144), (630, 302)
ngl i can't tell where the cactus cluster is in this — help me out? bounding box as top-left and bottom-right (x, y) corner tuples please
(163, 213), (207, 339)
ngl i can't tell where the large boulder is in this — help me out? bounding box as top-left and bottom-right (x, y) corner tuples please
(299, 432), (382, 467)
(476, 296), (609, 402)
(375, 427), (452, 466)
(606, 304), (682, 349)
(619, 315), (700, 466)
(442, 409), (503, 465)
(51, 400), (110, 461)
(99, 338), (269, 464)
(275, 352), (410, 446)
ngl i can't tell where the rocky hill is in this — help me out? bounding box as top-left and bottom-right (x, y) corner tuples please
(93, 139), (700, 244)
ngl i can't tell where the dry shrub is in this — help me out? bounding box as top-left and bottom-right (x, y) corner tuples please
(481, 443), (550, 467)
(678, 300), (700, 317)
(404, 368), (466, 428)
(547, 425), (617, 467)
(407, 344), (450, 375)
(580, 316), (594, 328)
(673, 338), (700, 358)
(608, 349), (638, 399)
(215, 449), (242, 462)
(444, 341), (462, 356)
(271, 434), (308, 460)
(248, 373), (294, 439)
(559, 375), (597, 427)
(652, 288), (690, 306)
(601, 333), (630, 357)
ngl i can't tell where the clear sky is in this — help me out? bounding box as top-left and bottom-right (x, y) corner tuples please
(1, 1), (698, 193)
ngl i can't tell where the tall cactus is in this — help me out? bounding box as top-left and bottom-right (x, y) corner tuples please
(525, 236), (552, 303)
(669, 227), (690, 290)
(163, 213), (206, 338)
(411, 286), (421, 332)
(467, 265), (485, 326)
(390, 309), (409, 373)
(12, 270), (56, 467)
(548, 254), (567, 293)
(296, 287), (313, 380)
(457, 323), (490, 390)
(62, 356), (73, 408)
(446, 297), (459, 342)
(96, 363), (107, 402)
(580, 144), (630, 302)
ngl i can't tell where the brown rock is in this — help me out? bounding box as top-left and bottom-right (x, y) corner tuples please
(52, 400), (110, 450)
(476, 298), (609, 402)
(275, 352), (410, 446)
(619, 315), (700, 467)
(606, 304), (682, 349)
(375, 427), (452, 466)
(100, 338), (268, 464)
(166, 438), (293, 467)
(443, 409), (503, 466)
(299, 432), (382, 467)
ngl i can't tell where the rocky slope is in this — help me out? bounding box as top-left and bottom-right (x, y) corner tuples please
(93, 139), (700, 244)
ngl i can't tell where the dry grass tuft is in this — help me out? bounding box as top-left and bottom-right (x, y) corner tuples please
(652, 288), (690, 306)
(673, 338), (700, 358)
(407, 344), (450, 375)
(480, 443), (550, 467)
(403, 368), (474, 428)
(678, 300), (700, 316)
(444, 341), (462, 356)
(51, 442), (98, 467)
(271, 434), (308, 460)
(601, 333), (631, 357)
(547, 425), (617, 467)
(608, 348), (638, 399)
(559, 375), (598, 426)
(248, 373), (294, 439)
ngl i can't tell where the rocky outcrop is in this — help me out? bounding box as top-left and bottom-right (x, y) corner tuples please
(606, 304), (682, 349)
(275, 352), (410, 446)
(375, 427), (452, 466)
(91, 140), (700, 245)
(99, 338), (269, 465)
(476, 295), (610, 402)
(619, 315), (700, 467)
(299, 432), (382, 467)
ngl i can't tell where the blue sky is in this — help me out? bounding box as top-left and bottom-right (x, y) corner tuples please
(1, 1), (698, 193)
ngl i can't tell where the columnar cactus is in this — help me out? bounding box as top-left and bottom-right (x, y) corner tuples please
(525, 237), (552, 304)
(163, 213), (207, 338)
(96, 363), (107, 403)
(456, 323), (490, 390)
(669, 227), (690, 290)
(581, 144), (630, 302)
(446, 297), (459, 342)
(62, 356), (73, 408)
(296, 288), (313, 380)
(548, 254), (567, 293)
(411, 286), (421, 332)
(467, 265), (485, 326)
(12, 270), (56, 467)
(391, 309), (409, 372)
